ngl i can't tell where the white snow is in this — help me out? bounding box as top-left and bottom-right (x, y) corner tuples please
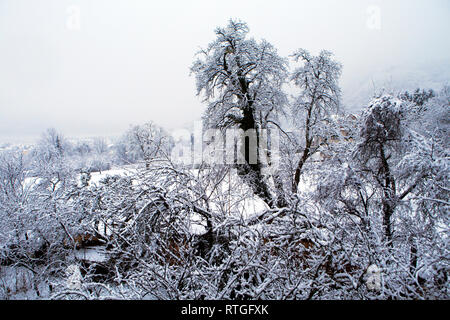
(365, 264), (381, 291)
(66, 264), (83, 290)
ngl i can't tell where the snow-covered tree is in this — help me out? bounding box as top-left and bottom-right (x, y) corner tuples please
(191, 19), (288, 208)
(313, 91), (449, 298)
(290, 49), (342, 193)
(92, 137), (108, 155)
(116, 122), (172, 169)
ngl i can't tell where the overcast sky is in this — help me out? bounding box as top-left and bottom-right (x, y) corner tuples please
(0, 0), (449, 142)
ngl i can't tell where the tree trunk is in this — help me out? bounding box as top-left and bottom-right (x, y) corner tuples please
(409, 237), (418, 276)
(236, 108), (275, 208)
(380, 144), (395, 248)
(234, 78), (279, 208)
(292, 103), (313, 194)
(382, 201), (394, 247)
(292, 144), (310, 193)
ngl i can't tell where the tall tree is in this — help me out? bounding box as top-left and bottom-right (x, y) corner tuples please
(191, 19), (288, 208)
(290, 49), (342, 193)
(356, 93), (448, 248)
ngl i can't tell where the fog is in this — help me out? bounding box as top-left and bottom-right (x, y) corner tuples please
(0, 0), (449, 142)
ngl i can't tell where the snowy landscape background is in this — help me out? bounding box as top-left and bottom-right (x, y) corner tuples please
(0, 0), (448, 300)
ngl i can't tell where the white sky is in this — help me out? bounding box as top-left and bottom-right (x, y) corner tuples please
(0, 0), (449, 142)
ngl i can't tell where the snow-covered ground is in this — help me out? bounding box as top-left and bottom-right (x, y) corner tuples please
(87, 166), (137, 186)
(72, 247), (109, 263)
(0, 266), (51, 300)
